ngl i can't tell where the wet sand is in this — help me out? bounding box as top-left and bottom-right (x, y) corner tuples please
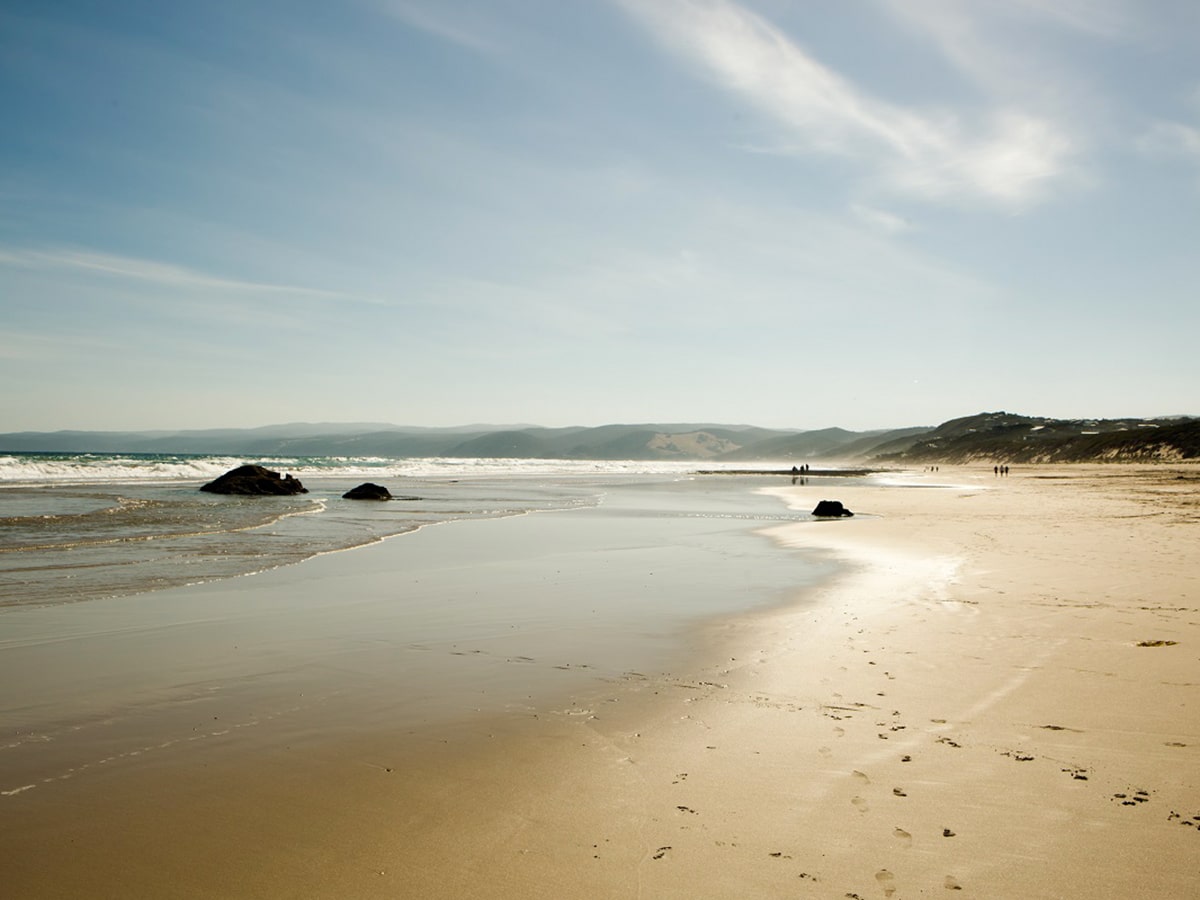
(0, 474), (822, 896)
(3, 465), (1199, 898)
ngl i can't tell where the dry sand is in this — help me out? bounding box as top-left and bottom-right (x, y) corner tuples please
(3, 464), (1198, 898)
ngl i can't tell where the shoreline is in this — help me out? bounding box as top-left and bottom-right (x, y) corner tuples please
(3, 464), (1198, 897)
(0, 473), (831, 890)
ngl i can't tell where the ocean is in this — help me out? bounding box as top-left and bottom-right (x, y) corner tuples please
(0, 452), (813, 610)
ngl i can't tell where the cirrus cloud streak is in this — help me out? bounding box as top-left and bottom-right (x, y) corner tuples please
(616, 0), (1076, 210)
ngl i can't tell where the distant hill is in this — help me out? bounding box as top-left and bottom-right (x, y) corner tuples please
(0, 421), (922, 461)
(2, 413), (1196, 463)
(873, 411), (1200, 463)
(717, 426), (929, 461)
(0, 423), (733, 456)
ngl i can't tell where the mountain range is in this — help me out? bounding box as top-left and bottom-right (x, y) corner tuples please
(1, 412), (1197, 463)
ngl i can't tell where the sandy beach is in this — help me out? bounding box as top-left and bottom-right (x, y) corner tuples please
(3, 464), (1198, 898)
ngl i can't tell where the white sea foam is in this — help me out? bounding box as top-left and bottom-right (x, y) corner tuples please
(0, 455), (247, 485)
(301, 457), (724, 479)
(0, 453), (758, 485)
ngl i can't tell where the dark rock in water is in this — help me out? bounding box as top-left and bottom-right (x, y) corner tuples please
(812, 499), (853, 517)
(200, 464), (308, 495)
(342, 482), (393, 500)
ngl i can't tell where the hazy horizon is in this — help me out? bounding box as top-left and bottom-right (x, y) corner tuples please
(3, 1), (1197, 432)
(4, 409), (1196, 439)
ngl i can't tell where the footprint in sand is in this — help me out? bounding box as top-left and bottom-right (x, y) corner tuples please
(852, 796), (870, 814)
(853, 770), (871, 784)
(893, 827), (912, 847)
(875, 868), (897, 898)
(1112, 789), (1151, 807)
(944, 875), (964, 890)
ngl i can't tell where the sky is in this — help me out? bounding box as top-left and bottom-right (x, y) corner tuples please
(2, 0), (1198, 433)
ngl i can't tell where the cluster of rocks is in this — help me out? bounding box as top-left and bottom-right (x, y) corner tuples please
(200, 466), (850, 517)
(199, 465), (404, 501)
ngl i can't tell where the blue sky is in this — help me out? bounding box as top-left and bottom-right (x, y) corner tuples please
(2, 0), (1198, 432)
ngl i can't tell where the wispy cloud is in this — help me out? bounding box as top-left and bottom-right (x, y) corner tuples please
(0, 247), (374, 303)
(1136, 82), (1200, 181)
(876, 0), (1125, 100)
(1138, 118), (1200, 186)
(851, 203), (913, 235)
(0, 328), (122, 362)
(1139, 121), (1200, 157)
(1003, 0), (1132, 39)
(616, 0), (1076, 210)
(371, 1), (499, 53)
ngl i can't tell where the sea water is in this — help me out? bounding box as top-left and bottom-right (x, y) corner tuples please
(0, 453), (815, 609)
(1, 453), (862, 795)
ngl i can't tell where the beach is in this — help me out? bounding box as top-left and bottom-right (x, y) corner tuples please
(2, 464), (1198, 898)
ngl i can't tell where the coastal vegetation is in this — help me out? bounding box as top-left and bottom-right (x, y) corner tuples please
(872, 411), (1200, 464)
